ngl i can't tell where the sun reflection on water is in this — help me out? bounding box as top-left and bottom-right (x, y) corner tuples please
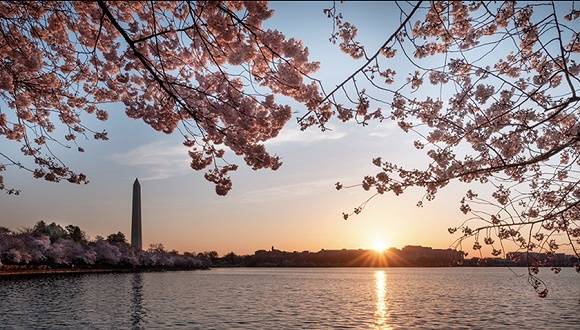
(374, 270), (390, 329)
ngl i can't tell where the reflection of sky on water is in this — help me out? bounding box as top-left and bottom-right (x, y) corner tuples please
(1, 269), (579, 328)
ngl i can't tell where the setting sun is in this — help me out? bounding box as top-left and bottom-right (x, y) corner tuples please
(372, 240), (387, 252)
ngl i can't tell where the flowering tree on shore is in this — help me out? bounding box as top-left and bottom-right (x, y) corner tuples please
(0, 1), (578, 295)
(0, 221), (205, 268)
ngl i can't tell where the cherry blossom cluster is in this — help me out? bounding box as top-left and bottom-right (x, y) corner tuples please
(0, 222), (206, 268)
(0, 1), (324, 195)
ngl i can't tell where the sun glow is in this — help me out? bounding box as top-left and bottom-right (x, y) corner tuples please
(372, 240), (387, 252)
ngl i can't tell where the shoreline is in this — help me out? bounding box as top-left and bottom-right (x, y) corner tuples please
(0, 268), (133, 277)
(0, 266), (209, 277)
(1, 265), (553, 277)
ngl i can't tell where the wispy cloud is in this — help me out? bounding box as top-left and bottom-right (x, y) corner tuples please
(368, 122), (398, 139)
(235, 178), (338, 203)
(266, 126), (346, 145)
(110, 125), (348, 181)
(110, 141), (189, 181)
(368, 131), (393, 138)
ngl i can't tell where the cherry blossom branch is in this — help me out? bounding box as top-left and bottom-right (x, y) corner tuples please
(296, 0), (424, 124)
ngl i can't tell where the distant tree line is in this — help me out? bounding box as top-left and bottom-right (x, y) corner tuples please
(0, 221), (209, 270)
(210, 246), (579, 269)
(210, 246), (465, 267)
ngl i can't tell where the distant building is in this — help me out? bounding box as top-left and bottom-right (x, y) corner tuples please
(506, 251), (576, 267)
(131, 178), (142, 250)
(398, 245), (464, 266)
(247, 245), (464, 267)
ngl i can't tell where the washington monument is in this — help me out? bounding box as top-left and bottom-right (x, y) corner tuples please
(131, 178), (142, 250)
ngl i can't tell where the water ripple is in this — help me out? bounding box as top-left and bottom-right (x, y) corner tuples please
(0, 268), (578, 329)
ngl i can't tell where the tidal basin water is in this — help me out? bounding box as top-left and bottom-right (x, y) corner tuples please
(0, 268), (579, 329)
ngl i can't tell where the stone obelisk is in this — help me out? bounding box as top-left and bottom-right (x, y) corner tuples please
(131, 178), (142, 250)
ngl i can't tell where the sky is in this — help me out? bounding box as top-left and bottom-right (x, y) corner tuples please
(0, 2), (549, 255)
